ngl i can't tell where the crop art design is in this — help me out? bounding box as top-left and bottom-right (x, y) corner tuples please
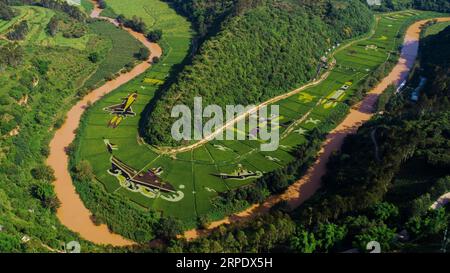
(212, 164), (263, 181)
(103, 93), (138, 128)
(103, 139), (184, 202)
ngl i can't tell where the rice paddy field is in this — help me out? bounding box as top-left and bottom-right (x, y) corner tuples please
(82, 20), (144, 88)
(74, 10), (447, 226)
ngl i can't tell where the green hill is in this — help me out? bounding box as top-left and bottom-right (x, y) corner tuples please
(143, 0), (373, 146)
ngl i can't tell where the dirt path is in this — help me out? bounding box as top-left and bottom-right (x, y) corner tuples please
(46, 1), (161, 246)
(183, 17), (450, 241)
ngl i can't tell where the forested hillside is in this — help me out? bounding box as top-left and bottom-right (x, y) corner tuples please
(167, 26), (450, 253)
(143, 0), (373, 146)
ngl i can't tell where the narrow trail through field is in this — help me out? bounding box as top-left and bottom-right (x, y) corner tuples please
(46, 1), (161, 246)
(183, 17), (450, 240)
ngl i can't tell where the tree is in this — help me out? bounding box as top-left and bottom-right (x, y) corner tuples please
(290, 229), (317, 253)
(72, 160), (94, 182)
(406, 209), (448, 240)
(156, 217), (183, 240)
(0, 233), (22, 252)
(98, 0), (107, 9)
(0, 43), (24, 68)
(32, 183), (60, 212)
(146, 29), (163, 42)
(316, 223), (347, 252)
(124, 16), (147, 33)
(7, 20), (29, 41)
(137, 47), (150, 61)
(152, 56), (160, 64)
(31, 165), (55, 181)
(369, 202), (399, 222)
(353, 223), (396, 252)
(88, 52), (100, 63)
(47, 16), (59, 37)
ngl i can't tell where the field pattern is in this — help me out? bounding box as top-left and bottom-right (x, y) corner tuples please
(75, 10), (442, 225)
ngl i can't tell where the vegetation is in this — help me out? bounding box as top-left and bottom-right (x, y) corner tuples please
(0, 1), (16, 20)
(74, 6), (441, 244)
(0, 2), (141, 252)
(165, 25), (450, 254)
(0, 42), (24, 68)
(81, 20), (144, 89)
(146, 29), (162, 42)
(144, 0), (374, 146)
(6, 20), (28, 40)
(167, 0), (236, 37)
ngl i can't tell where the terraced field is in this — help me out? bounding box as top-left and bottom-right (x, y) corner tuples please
(1, 6), (93, 50)
(74, 10), (445, 227)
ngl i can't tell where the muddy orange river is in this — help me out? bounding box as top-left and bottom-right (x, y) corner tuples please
(47, 12), (449, 246)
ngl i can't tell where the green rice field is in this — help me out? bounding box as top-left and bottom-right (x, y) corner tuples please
(74, 9), (447, 226)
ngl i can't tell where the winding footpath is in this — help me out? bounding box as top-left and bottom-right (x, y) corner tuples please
(46, 2), (161, 246)
(183, 17), (450, 240)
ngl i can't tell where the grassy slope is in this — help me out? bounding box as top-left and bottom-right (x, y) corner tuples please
(144, 0), (374, 146)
